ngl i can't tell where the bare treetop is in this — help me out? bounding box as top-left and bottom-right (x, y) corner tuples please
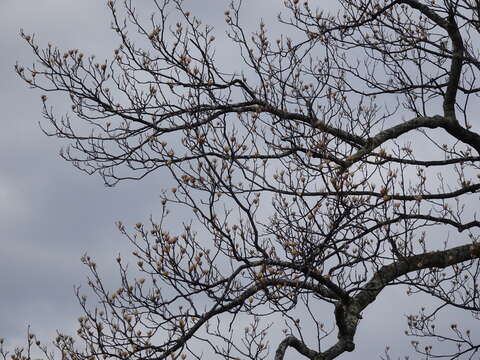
(8, 0), (480, 359)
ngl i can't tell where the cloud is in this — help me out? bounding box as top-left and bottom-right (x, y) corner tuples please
(1, 1), (477, 359)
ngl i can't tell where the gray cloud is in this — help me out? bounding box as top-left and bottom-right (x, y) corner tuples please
(1, 1), (477, 359)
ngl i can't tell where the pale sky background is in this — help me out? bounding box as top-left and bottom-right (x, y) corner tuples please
(0, 1), (477, 359)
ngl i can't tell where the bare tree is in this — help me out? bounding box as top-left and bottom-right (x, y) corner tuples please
(8, 0), (480, 358)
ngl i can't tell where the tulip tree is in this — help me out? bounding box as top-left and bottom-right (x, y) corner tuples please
(8, 0), (480, 359)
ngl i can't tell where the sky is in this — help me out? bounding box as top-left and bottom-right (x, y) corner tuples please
(0, 1), (477, 360)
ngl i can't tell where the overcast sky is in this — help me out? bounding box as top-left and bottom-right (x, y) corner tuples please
(1, 1), (477, 359)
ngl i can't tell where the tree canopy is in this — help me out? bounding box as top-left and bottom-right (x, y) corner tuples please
(7, 0), (480, 359)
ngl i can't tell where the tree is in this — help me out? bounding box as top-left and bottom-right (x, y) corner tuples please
(8, 0), (480, 358)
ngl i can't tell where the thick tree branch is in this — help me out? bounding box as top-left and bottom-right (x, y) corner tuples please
(355, 242), (480, 311)
(346, 115), (480, 165)
(398, 0), (464, 119)
(274, 336), (319, 360)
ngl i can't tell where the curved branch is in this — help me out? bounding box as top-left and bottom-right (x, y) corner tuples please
(355, 242), (480, 311)
(274, 335), (319, 360)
